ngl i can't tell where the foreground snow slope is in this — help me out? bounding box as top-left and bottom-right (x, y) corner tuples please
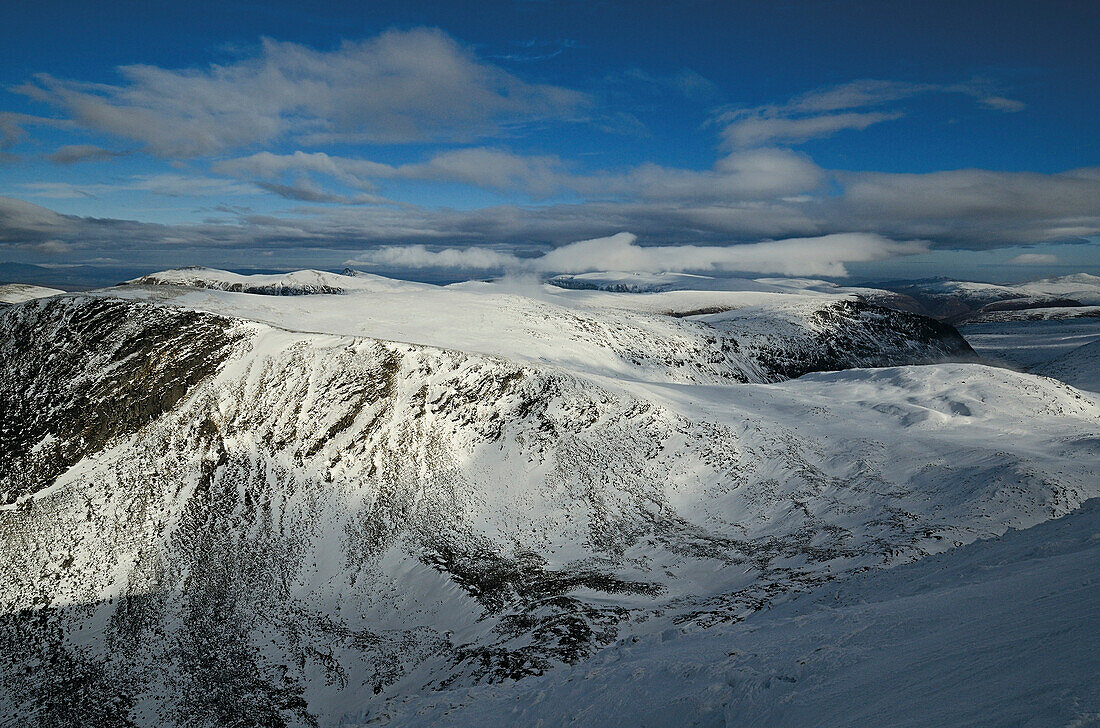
(0, 273), (1096, 727)
(386, 498), (1100, 728)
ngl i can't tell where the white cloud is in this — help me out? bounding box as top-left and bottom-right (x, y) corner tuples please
(20, 29), (587, 156)
(978, 96), (1026, 112)
(721, 112), (904, 149)
(214, 146), (824, 202)
(212, 151), (392, 187)
(0, 112), (76, 162)
(21, 239), (72, 255)
(717, 78), (1025, 149)
(349, 231), (926, 277)
(351, 244), (521, 270)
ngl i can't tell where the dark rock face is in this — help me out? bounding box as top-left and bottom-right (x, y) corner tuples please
(790, 300), (979, 377)
(0, 297), (239, 504)
(702, 300), (979, 381)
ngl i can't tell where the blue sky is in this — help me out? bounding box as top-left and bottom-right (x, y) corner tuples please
(1, 0), (1098, 283)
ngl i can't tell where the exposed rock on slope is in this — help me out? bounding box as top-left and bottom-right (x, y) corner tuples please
(0, 297), (239, 504)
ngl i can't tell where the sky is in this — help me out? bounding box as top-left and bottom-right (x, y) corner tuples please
(1, 0), (1098, 285)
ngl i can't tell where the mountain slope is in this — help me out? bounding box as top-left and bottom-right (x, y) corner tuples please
(0, 278), (1096, 727)
(1032, 338), (1100, 393)
(113, 268), (976, 385)
(384, 498), (1100, 728)
(873, 273), (1100, 322)
(0, 283), (64, 305)
(124, 267), (415, 296)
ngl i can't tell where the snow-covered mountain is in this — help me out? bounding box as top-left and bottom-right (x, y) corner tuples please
(0, 282), (64, 305)
(125, 266), (414, 296)
(548, 271), (925, 314)
(1, 270), (1097, 727)
(872, 273), (1100, 322)
(113, 269), (976, 384)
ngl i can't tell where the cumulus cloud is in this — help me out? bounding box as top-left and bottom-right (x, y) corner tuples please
(19, 28), (587, 157)
(603, 148), (825, 201)
(2, 148), (1097, 270)
(349, 231), (926, 277)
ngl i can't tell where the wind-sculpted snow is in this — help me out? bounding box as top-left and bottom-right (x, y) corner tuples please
(0, 287), (1097, 727)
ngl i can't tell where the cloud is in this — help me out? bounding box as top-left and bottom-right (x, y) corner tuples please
(0, 112), (75, 160)
(0, 195), (79, 243)
(487, 38), (579, 62)
(19, 28), (588, 156)
(785, 79), (926, 113)
(214, 146), (824, 202)
(1007, 253), (1058, 265)
(350, 243), (521, 270)
(254, 177), (391, 205)
(349, 231), (926, 277)
(978, 96), (1026, 112)
(1, 156), (1095, 269)
(721, 112), (904, 149)
(16, 174), (256, 199)
(836, 167), (1100, 245)
(214, 147), (572, 198)
(212, 151), (392, 186)
(399, 148), (573, 197)
(717, 78), (1025, 148)
(45, 144), (129, 164)
(604, 148), (826, 201)
(607, 67), (723, 102)
(19, 239), (72, 255)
